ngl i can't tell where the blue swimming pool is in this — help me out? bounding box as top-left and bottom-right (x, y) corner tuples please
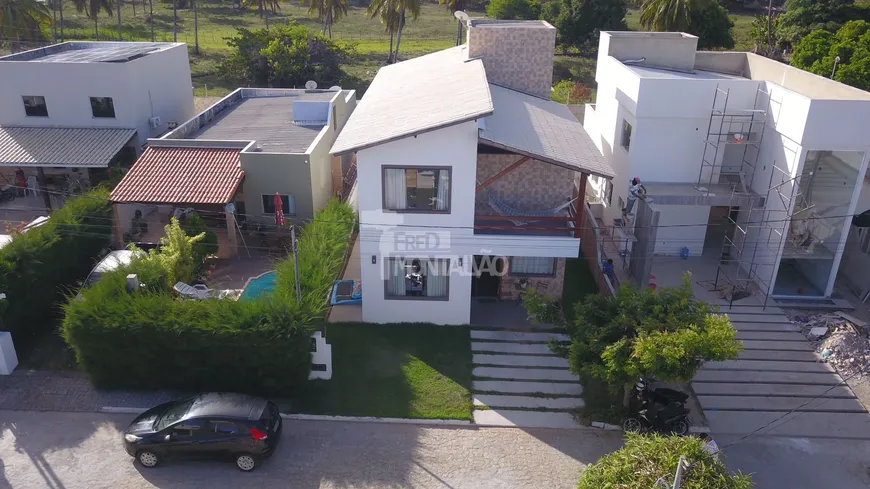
(241, 271), (277, 301)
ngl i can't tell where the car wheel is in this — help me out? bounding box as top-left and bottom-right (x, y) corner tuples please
(622, 417), (644, 434)
(137, 450), (159, 468)
(235, 454), (257, 472)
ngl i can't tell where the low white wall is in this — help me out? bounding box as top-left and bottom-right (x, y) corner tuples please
(652, 204), (710, 256)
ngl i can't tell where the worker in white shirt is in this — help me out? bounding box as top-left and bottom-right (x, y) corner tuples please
(699, 433), (720, 460)
(623, 177), (647, 217)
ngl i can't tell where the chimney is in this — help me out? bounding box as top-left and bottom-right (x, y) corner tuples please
(467, 20), (556, 99)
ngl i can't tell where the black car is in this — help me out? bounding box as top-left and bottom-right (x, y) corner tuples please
(123, 393), (282, 472)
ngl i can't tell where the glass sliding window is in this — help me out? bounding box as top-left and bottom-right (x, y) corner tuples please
(385, 258), (449, 300)
(383, 167), (450, 212)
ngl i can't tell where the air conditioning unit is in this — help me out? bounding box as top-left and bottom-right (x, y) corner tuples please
(148, 116), (161, 129)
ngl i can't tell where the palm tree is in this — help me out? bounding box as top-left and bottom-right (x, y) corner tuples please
(368, 0), (418, 63)
(302, 0), (347, 39)
(639, 0), (695, 32)
(241, 0), (279, 17)
(0, 0), (51, 51)
(380, 5), (399, 61)
(70, 0), (114, 38)
(438, 0), (465, 46)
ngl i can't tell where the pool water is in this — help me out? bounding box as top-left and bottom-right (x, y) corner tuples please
(241, 272), (277, 301)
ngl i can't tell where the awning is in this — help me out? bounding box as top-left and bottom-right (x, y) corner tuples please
(0, 126), (136, 167)
(480, 85), (615, 179)
(111, 146), (245, 205)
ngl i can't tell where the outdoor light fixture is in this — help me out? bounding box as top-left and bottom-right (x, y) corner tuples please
(372, 255), (377, 264)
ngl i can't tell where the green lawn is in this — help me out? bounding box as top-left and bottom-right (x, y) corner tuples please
(292, 323), (473, 420)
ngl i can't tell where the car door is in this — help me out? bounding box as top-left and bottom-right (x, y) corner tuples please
(159, 422), (203, 459)
(196, 420), (241, 459)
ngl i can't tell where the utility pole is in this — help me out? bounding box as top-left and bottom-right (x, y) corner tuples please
(291, 225), (302, 302)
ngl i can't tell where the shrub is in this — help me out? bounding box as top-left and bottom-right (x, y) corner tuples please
(486, 0), (541, 20)
(0, 190), (112, 343)
(578, 433), (753, 489)
(62, 270), (313, 395)
(179, 213), (218, 271)
(135, 218), (205, 288)
(275, 199), (356, 317)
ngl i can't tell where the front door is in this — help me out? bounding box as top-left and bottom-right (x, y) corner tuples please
(472, 255), (502, 298)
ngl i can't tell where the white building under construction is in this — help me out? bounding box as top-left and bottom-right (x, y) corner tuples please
(584, 31), (870, 305)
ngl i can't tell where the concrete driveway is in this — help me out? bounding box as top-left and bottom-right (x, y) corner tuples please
(693, 304), (870, 439)
(0, 411), (623, 489)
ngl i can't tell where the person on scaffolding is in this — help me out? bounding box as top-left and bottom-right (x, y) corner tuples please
(623, 177), (647, 220)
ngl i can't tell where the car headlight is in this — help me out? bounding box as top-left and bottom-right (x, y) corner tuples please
(124, 434), (142, 443)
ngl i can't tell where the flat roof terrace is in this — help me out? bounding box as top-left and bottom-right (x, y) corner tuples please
(0, 42), (175, 63)
(183, 91), (338, 153)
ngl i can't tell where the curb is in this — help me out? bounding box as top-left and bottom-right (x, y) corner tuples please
(280, 413), (473, 426)
(101, 406), (149, 414)
(589, 421), (710, 434)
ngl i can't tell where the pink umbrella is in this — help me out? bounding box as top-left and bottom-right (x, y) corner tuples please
(274, 193), (285, 228)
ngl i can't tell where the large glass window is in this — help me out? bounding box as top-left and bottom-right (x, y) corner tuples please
(262, 194), (296, 215)
(773, 150), (864, 296)
(385, 258), (449, 300)
(383, 167), (450, 212)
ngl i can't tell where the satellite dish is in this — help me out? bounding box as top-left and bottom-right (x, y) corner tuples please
(454, 10), (470, 21)
(305, 80), (318, 90)
(329, 85), (341, 91)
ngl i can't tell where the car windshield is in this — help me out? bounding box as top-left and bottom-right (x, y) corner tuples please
(155, 398), (195, 431)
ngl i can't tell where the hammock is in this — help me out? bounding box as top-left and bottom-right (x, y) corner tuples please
(482, 187), (577, 226)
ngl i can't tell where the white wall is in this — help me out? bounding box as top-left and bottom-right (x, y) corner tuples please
(0, 44), (194, 150)
(357, 121), (479, 325)
(308, 90), (357, 213)
(652, 204), (710, 256)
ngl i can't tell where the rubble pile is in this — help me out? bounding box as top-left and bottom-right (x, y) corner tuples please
(796, 312), (870, 379)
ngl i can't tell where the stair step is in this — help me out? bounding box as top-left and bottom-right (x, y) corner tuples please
(473, 367), (580, 382)
(473, 354), (570, 368)
(473, 380), (583, 396)
(472, 342), (556, 355)
(470, 330), (570, 343)
(473, 395), (584, 409)
(473, 409), (582, 428)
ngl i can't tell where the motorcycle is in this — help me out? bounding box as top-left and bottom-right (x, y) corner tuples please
(623, 403), (691, 436)
(634, 377), (689, 407)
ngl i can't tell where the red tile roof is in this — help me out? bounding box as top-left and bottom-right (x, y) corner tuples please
(111, 147), (245, 205)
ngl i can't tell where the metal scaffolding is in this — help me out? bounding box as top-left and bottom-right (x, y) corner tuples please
(693, 84), (797, 307)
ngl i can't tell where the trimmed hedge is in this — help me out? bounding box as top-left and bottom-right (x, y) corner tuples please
(578, 433), (753, 489)
(275, 199), (356, 317)
(62, 269), (313, 395)
(0, 189), (112, 343)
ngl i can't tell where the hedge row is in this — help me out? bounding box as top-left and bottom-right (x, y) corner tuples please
(62, 269), (313, 395)
(275, 199), (356, 317)
(0, 190), (112, 343)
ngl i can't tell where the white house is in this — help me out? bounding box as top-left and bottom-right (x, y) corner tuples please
(584, 31), (870, 301)
(331, 20), (614, 325)
(0, 42), (195, 198)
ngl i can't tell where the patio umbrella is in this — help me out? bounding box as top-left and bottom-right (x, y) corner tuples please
(274, 193), (285, 228)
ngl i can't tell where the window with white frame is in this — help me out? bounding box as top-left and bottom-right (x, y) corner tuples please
(382, 167), (450, 212)
(621, 120), (632, 151)
(511, 257), (555, 276)
(385, 258), (449, 299)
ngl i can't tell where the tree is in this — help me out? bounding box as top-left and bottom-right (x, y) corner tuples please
(221, 24), (352, 88)
(368, 0), (420, 63)
(242, 0), (280, 16)
(70, 0), (114, 37)
(639, 0), (734, 49)
(543, 0), (626, 49)
(750, 13), (781, 57)
(777, 0), (856, 47)
(792, 20), (870, 90)
(523, 274), (741, 406)
(302, 0), (348, 38)
(439, 0), (466, 46)
(138, 218), (204, 287)
(0, 0), (51, 51)
(376, 1), (401, 62)
(551, 80), (592, 104)
(486, 0), (540, 21)
(578, 434), (754, 489)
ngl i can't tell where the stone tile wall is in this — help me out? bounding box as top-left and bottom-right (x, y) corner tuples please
(475, 154), (575, 214)
(498, 257), (566, 301)
(467, 22), (556, 99)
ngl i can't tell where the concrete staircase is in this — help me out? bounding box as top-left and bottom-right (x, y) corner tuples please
(470, 325), (585, 429)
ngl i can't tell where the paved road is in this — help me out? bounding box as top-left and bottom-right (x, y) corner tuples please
(720, 435), (870, 489)
(0, 411), (623, 489)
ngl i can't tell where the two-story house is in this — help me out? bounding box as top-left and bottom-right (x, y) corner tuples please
(0, 42), (195, 200)
(331, 20), (614, 325)
(583, 31), (870, 304)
